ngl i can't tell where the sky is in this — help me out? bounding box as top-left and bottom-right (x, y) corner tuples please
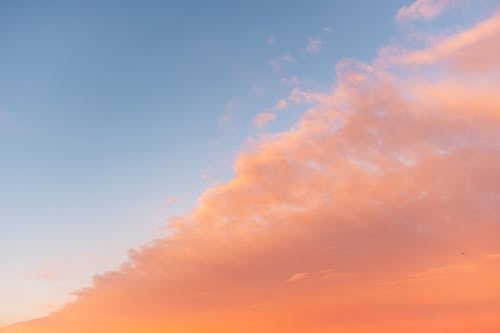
(1, 0), (500, 332)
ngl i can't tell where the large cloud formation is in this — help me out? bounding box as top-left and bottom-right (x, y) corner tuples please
(3, 10), (500, 333)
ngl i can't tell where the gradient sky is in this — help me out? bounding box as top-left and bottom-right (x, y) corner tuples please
(2, 0), (500, 331)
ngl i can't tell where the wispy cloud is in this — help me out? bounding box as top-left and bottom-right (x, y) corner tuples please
(382, 10), (500, 73)
(306, 37), (323, 53)
(269, 53), (294, 70)
(200, 168), (213, 180)
(396, 0), (458, 22)
(285, 272), (308, 283)
(163, 196), (177, 208)
(281, 75), (299, 86)
(219, 98), (237, 125)
(266, 34), (275, 46)
(25, 265), (59, 281)
(485, 253), (500, 260)
(253, 112), (276, 128)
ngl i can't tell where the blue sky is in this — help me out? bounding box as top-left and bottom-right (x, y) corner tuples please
(2, 0), (497, 326)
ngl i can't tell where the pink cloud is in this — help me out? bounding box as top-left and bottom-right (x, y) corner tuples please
(253, 112), (276, 128)
(384, 10), (500, 74)
(396, 0), (458, 22)
(274, 99), (288, 110)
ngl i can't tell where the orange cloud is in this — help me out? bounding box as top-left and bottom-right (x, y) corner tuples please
(3, 10), (500, 333)
(285, 273), (308, 283)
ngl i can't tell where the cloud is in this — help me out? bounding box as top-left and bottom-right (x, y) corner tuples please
(219, 99), (237, 125)
(287, 87), (327, 105)
(306, 38), (323, 53)
(267, 35), (275, 46)
(383, 10), (500, 73)
(200, 168), (214, 181)
(285, 269), (351, 283)
(281, 76), (299, 86)
(25, 265), (59, 281)
(252, 84), (265, 96)
(253, 112), (276, 128)
(274, 99), (288, 110)
(396, 0), (458, 22)
(4, 10), (500, 333)
(485, 253), (500, 260)
(163, 196), (177, 208)
(285, 273), (308, 283)
(269, 53), (294, 71)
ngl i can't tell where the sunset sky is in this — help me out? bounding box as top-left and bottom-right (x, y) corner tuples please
(2, 0), (500, 332)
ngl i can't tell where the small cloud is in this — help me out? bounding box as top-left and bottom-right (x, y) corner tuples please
(409, 265), (473, 280)
(254, 112), (276, 128)
(252, 84), (265, 96)
(306, 38), (323, 53)
(281, 76), (299, 86)
(288, 88), (327, 105)
(396, 0), (457, 23)
(285, 272), (308, 283)
(26, 265), (59, 281)
(323, 26), (333, 33)
(322, 245), (337, 252)
(318, 270), (353, 280)
(275, 99), (288, 110)
(219, 99), (237, 125)
(267, 35), (275, 46)
(164, 196), (177, 208)
(200, 168), (212, 180)
(269, 53), (294, 71)
(485, 253), (500, 260)
(286, 269), (351, 283)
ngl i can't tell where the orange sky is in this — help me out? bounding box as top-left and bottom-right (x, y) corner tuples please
(3, 6), (500, 333)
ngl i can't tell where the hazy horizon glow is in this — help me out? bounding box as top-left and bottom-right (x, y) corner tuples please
(2, 1), (500, 332)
